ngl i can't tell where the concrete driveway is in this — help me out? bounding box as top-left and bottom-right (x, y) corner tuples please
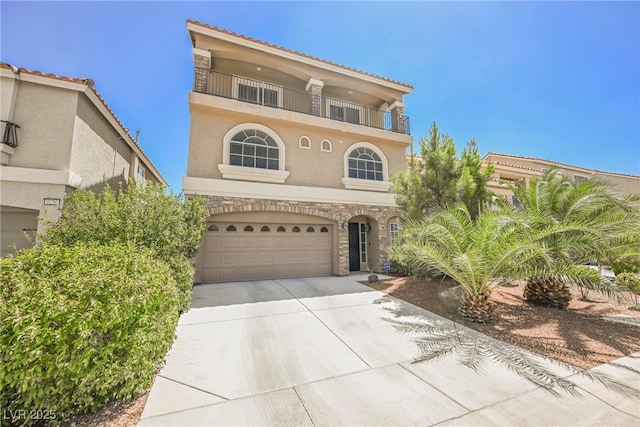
(139, 275), (640, 426)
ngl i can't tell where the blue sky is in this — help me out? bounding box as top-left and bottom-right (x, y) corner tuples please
(2, 1), (638, 192)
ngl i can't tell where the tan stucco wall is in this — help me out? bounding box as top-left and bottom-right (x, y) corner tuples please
(3, 80), (76, 171)
(187, 107), (408, 189)
(71, 94), (132, 188)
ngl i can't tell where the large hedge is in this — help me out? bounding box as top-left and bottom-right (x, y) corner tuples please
(0, 242), (180, 424)
(41, 182), (206, 312)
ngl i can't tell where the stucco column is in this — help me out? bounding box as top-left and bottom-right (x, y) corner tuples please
(193, 48), (211, 93)
(306, 78), (324, 116)
(389, 101), (405, 133)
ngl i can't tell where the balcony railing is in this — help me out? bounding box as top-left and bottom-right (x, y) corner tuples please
(194, 69), (410, 135)
(1, 120), (19, 148)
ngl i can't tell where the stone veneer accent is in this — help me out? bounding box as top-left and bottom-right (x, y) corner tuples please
(202, 195), (402, 276)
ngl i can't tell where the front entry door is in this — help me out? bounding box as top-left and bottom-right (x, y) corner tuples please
(348, 223), (360, 271)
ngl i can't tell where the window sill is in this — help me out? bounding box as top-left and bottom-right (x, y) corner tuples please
(341, 177), (390, 192)
(218, 164), (290, 184)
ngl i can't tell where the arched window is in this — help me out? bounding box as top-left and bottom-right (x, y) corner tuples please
(261, 226), (270, 232)
(226, 225), (237, 232)
(320, 227), (329, 233)
(229, 129), (279, 170)
(220, 124), (290, 183)
(306, 227), (315, 233)
(342, 142), (390, 191)
(277, 226), (286, 232)
(207, 224), (219, 232)
(299, 136), (311, 150)
(348, 147), (383, 181)
(321, 139), (332, 152)
(244, 225), (254, 232)
(292, 226), (301, 233)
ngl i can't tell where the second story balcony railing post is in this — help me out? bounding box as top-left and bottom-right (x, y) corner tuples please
(194, 68), (411, 136)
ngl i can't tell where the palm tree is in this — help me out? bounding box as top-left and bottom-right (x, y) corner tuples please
(509, 169), (640, 308)
(388, 205), (603, 323)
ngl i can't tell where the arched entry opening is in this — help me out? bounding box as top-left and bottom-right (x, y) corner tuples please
(346, 215), (379, 272)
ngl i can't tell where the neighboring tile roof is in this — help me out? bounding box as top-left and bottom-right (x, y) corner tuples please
(1, 62), (166, 184)
(187, 20), (413, 90)
(484, 152), (640, 179)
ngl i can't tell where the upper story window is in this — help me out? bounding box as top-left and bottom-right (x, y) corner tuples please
(341, 142), (390, 192)
(348, 147), (383, 181)
(219, 123), (290, 184)
(232, 76), (283, 108)
(229, 129), (279, 170)
(136, 165), (146, 182)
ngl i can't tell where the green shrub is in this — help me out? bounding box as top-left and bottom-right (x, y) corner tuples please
(616, 272), (640, 294)
(612, 255), (640, 275)
(0, 242), (180, 424)
(41, 182), (206, 312)
(615, 272), (640, 309)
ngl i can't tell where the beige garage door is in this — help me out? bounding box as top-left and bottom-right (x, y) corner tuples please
(201, 222), (332, 283)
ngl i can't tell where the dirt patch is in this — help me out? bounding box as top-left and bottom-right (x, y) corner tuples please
(364, 276), (640, 370)
(61, 391), (148, 427)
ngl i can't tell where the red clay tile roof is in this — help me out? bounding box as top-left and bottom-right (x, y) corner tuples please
(1, 62), (166, 185)
(484, 152), (640, 179)
(187, 20), (413, 91)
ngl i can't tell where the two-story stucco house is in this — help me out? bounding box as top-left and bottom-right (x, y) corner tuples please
(0, 63), (166, 257)
(182, 21), (413, 283)
(483, 152), (640, 205)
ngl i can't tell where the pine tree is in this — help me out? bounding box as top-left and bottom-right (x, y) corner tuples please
(392, 121), (494, 220)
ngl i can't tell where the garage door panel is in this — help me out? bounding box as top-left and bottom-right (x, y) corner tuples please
(222, 237), (240, 250)
(202, 222), (332, 283)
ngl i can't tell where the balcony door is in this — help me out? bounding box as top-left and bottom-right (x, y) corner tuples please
(232, 76), (282, 108)
(326, 99), (363, 125)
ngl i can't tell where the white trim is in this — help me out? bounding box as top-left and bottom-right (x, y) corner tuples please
(0, 166), (82, 188)
(341, 177), (391, 192)
(320, 139), (332, 152)
(343, 141), (390, 190)
(305, 78), (324, 91)
(298, 135), (311, 150)
(222, 123), (287, 171)
(183, 176), (398, 206)
(192, 48), (211, 61)
(217, 164), (289, 184)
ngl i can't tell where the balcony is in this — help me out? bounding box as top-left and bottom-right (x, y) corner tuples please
(193, 69), (410, 135)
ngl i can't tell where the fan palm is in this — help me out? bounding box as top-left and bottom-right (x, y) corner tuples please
(508, 168), (640, 308)
(388, 205), (603, 323)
